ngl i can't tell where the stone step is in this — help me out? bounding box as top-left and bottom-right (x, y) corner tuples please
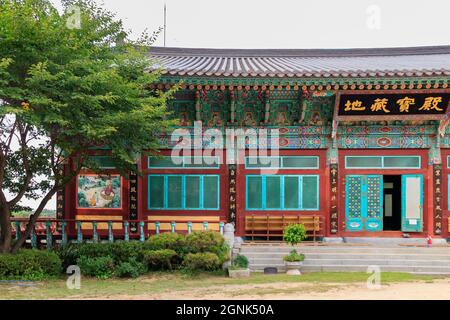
(249, 264), (450, 274)
(243, 252), (450, 259)
(248, 257), (450, 267)
(240, 246), (450, 254)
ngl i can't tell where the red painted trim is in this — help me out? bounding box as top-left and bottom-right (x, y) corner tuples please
(440, 149), (450, 238)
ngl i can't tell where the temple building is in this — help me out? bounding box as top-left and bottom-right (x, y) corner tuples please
(59, 45), (450, 242)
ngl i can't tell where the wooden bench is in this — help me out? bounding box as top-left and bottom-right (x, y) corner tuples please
(245, 215), (323, 241)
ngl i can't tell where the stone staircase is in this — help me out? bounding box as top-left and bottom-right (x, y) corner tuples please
(240, 242), (450, 275)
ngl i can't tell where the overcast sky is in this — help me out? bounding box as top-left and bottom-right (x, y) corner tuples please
(15, 0), (450, 210)
(53, 0), (450, 48)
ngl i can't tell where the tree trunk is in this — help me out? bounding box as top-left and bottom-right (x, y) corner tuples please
(11, 188), (58, 253)
(0, 203), (12, 253)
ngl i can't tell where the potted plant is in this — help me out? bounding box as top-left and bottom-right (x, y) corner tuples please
(283, 224), (306, 275)
(228, 254), (250, 278)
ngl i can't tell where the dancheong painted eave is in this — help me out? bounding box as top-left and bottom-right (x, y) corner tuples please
(148, 45), (450, 79)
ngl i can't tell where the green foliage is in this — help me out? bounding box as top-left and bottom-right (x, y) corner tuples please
(283, 249), (305, 262)
(184, 231), (229, 264)
(77, 242), (114, 258)
(0, 0), (176, 252)
(115, 258), (147, 278)
(145, 231), (230, 265)
(182, 253), (221, 272)
(111, 241), (144, 263)
(144, 233), (187, 255)
(51, 231), (229, 276)
(76, 256), (115, 279)
(283, 224), (307, 246)
(0, 249), (62, 280)
(232, 254), (249, 269)
(143, 249), (177, 270)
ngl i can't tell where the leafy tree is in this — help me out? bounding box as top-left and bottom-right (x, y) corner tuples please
(0, 0), (176, 253)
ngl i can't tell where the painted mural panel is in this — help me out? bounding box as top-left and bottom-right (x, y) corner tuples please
(77, 174), (121, 209)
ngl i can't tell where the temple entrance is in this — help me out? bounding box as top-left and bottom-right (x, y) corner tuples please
(382, 175), (401, 231)
(345, 174), (423, 233)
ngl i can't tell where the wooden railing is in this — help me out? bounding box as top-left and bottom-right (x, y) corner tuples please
(10, 218), (225, 249)
(244, 214), (324, 241)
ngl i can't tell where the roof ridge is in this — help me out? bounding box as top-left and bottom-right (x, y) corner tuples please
(150, 45), (450, 58)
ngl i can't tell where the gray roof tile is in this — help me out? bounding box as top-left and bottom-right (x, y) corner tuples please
(149, 46), (450, 78)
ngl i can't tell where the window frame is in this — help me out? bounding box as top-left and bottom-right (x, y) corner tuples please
(244, 156), (319, 169)
(148, 156), (220, 169)
(344, 155), (421, 169)
(148, 174), (220, 210)
(245, 174), (319, 211)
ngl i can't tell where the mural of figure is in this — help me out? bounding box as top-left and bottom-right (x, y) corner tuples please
(243, 112), (257, 126)
(309, 111), (323, 125)
(78, 174), (121, 209)
(275, 112), (288, 126)
(179, 112), (190, 126)
(209, 112), (224, 127)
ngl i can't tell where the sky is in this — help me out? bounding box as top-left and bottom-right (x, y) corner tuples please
(52, 0), (450, 49)
(12, 0), (450, 210)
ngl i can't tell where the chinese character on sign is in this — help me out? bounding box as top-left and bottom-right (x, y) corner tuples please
(344, 100), (365, 111)
(419, 97), (443, 111)
(396, 97), (415, 112)
(370, 98), (389, 113)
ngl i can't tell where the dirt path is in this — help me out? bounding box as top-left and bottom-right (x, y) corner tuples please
(91, 279), (450, 300)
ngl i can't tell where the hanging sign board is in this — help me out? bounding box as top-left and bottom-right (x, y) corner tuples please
(335, 90), (450, 121)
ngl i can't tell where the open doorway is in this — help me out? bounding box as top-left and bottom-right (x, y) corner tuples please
(383, 175), (401, 231)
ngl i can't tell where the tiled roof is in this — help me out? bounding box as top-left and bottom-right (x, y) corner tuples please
(149, 46), (450, 78)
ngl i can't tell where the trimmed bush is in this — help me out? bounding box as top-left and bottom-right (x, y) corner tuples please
(111, 241), (144, 263)
(0, 249), (62, 280)
(184, 231), (229, 263)
(283, 249), (305, 262)
(144, 233), (187, 255)
(143, 249), (177, 270)
(283, 224), (307, 246)
(77, 243), (113, 258)
(54, 244), (82, 270)
(76, 256), (114, 279)
(115, 258), (147, 278)
(232, 254), (249, 269)
(182, 252), (221, 272)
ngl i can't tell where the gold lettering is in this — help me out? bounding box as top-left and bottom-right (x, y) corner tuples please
(370, 98), (390, 113)
(419, 97), (443, 111)
(344, 100), (365, 111)
(396, 97), (415, 112)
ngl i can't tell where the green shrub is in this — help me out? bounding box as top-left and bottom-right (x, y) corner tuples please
(144, 233), (187, 255)
(115, 258), (147, 278)
(184, 231), (229, 263)
(182, 252), (221, 272)
(77, 243), (113, 259)
(283, 249), (305, 262)
(283, 224), (306, 246)
(232, 254), (249, 269)
(0, 249), (62, 280)
(54, 244), (81, 270)
(111, 241), (144, 263)
(143, 249), (177, 270)
(76, 256), (114, 279)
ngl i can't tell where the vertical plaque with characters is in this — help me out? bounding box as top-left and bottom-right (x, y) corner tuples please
(433, 164), (442, 234)
(330, 164), (339, 234)
(228, 164), (237, 225)
(129, 167), (138, 233)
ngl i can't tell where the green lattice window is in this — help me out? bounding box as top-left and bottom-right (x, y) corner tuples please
(148, 175), (220, 210)
(246, 175), (319, 210)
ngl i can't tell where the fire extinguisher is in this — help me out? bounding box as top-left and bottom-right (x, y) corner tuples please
(426, 235), (432, 247)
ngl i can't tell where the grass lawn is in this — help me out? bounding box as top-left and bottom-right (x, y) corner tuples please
(0, 271), (441, 300)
